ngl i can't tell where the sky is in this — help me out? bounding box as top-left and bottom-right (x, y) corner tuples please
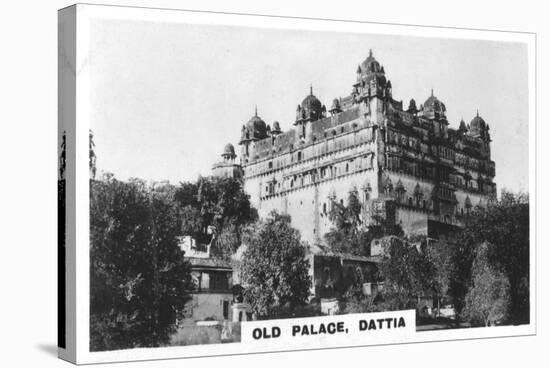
(89, 18), (529, 193)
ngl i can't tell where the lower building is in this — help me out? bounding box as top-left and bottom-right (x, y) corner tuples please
(183, 257), (234, 322)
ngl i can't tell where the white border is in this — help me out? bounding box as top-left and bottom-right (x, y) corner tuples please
(71, 4), (537, 364)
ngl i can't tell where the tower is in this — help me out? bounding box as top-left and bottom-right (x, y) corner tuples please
(238, 106), (268, 163)
(212, 143), (243, 180)
(295, 85), (326, 142)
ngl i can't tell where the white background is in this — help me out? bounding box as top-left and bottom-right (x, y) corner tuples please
(0, 0), (547, 367)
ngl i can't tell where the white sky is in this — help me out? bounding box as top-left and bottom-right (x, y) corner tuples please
(89, 19), (529, 193)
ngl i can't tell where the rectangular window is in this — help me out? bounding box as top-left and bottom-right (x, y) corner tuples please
(209, 271), (229, 291)
(223, 300), (229, 320)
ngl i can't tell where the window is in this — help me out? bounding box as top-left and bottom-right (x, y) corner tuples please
(268, 161), (273, 169)
(297, 152), (302, 161)
(323, 203), (327, 214)
(223, 300), (229, 320)
(209, 271), (229, 291)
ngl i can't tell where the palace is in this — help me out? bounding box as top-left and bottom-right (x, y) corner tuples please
(213, 49), (496, 246)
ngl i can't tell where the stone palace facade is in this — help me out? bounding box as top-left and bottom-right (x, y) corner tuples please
(213, 50), (496, 246)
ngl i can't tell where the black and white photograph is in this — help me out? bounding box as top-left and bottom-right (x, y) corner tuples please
(54, 3), (537, 364)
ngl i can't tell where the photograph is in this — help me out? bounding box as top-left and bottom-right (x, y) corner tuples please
(74, 7), (531, 353)
(3, 0), (549, 367)
(53, 4), (537, 364)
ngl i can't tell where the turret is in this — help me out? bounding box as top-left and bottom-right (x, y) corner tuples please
(238, 106), (268, 160)
(295, 85), (324, 141)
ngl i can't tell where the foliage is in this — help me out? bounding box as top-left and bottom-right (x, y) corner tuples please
(89, 129), (96, 179)
(324, 190), (403, 256)
(90, 174), (194, 351)
(377, 237), (436, 310)
(462, 243), (511, 326)
(339, 291), (387, 314)
(425, 238), (455, 314)
(449, 191), (529, 324)
(175, 176), (257, 259)
(240, 211), (311, 319)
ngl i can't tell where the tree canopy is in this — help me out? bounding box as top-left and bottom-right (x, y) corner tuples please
(449, 191), (529, 324)
(240, 211), (311, 319)
(324, 190), (403, 256)
(175, 176), (257, 259)
(462, 242), (511, 326)
(90, 174), (194, 351)
(377, 237), (436, 310)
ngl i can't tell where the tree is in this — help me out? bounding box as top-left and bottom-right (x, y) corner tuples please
(425, 238), (455, 316)
(240, 211), (311, 319)
(325, 190), (403, 256)
(175, 176), (257, 259)
(377, 237), (436, 311)
(462, 243), (510, 327)
(453, 191), (529, 325)
(90, 174), (194, 351)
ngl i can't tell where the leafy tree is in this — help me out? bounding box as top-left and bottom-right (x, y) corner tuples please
(240, 211), (311, 319)
(340, 294), (385, 314)
(90, 174), (194, 351)
(175, 176), (257, 259)
(377, 237), (436, 311)
(425, 238), (455, 316)
(462, 243), (510, 327)
(451, 191), (529, 325)
(325, 190), (403, 256)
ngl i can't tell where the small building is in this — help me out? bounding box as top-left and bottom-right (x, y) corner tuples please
(184, 257), (234, 322)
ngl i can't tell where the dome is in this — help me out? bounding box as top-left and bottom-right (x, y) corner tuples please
(272, 121), (282, 134)
(407, 98), (418, 113)
(223, 143), (235, 157)
(356, 49), (387, 87)
(243, 106), (268, 140)
(296, 86), (324, 122)
(458, 118), (468, 134)
(423, 89), (446, 118)
(330, 98), (341, 112)
(301, 86), (322, 112)
(468, 110), (489, 140)
(360, 49), (382, 74)
(470, 111), (486, 131)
